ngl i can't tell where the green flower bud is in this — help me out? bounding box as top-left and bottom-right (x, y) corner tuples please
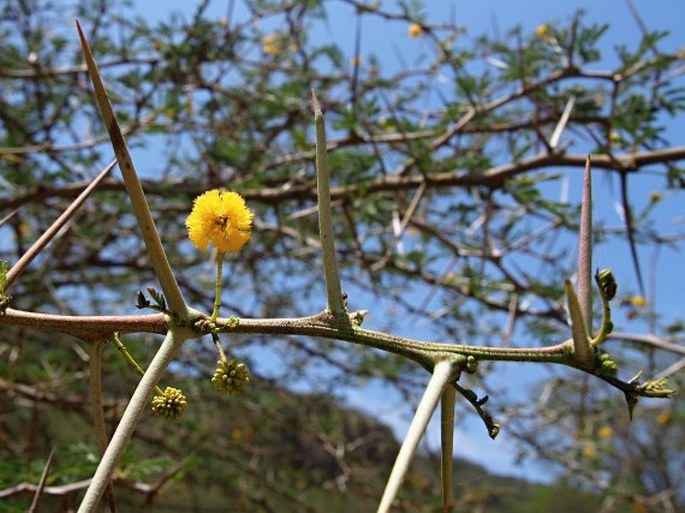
(223, 316), (240, 329)
(349, 310), (368, 326)
(135, 290), (150, 309)
(466, 355), (478, 373)
(211, 359), (250, 394)
(596, 268), (617, 301)
(0, 294), (10, 315)
(151, 387), (188, 420)
(605, 320), (614, 335)
(194, 319), (213, 334)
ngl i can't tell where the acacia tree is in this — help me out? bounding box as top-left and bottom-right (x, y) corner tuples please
(0, 1), (683, 511)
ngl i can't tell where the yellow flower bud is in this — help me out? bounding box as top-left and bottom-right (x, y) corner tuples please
(151, 387), (188, 420)
(408, 23), (423, 38)
(211, 359), (250, 394)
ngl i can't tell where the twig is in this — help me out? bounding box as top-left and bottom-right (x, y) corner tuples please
(5, 159), (117, 291)
(619, 171), (646, 297)
(28, 449), (54, 513)
(609, 332), (685, 356)
(89, 339), (118, 512)
(549, 96), (576, 149)
(0, 308), (167, 340)
(655, 357), (685, 380)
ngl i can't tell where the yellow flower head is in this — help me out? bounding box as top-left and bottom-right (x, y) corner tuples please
(656, 410), (672, 425)
(598, 426), (613, 440)
(535, 24), (550, 38)
(186, 189), (253, 253)
(630, 295), (646, 308)
(408, 23), (423, 38)
(262, 33), (280, 56)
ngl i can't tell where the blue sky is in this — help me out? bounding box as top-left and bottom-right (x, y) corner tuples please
(127, 0), (685, 483)
(0, 0), (682, 495)
(303, 0), (685, 481)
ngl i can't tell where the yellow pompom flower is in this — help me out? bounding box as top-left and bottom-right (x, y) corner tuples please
(656, 410), (672, 425)
(630, 295), (646, 308)
(262, 34), (280, 56)
(598, 426), (613, 440)
(186, 189), (253, 253)
(535, 24), (550, 38)
(408, 23), (423, 38)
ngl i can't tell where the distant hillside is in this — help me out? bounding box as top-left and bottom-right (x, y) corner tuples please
(3, 374), (605, 512)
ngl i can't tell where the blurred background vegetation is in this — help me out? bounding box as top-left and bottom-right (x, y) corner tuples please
(0, 0), (683, 511)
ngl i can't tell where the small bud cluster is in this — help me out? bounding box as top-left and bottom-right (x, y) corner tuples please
(641, 377), (673, 396)
(596, 350), (618, 376)
(211, 359), (250, 394)
(151, 387), (188, 420)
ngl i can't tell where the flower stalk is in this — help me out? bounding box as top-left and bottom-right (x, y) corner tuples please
(112, 333), (164, 396)
(210, 253), (224, 323)
(592, 269), (617, 345)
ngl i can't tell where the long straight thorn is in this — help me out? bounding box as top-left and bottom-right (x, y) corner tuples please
(75, 20), (187, 315)
(577, 156), (593, 331)
(377, 361), (458, 513)
(311, 90), (346, 317)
